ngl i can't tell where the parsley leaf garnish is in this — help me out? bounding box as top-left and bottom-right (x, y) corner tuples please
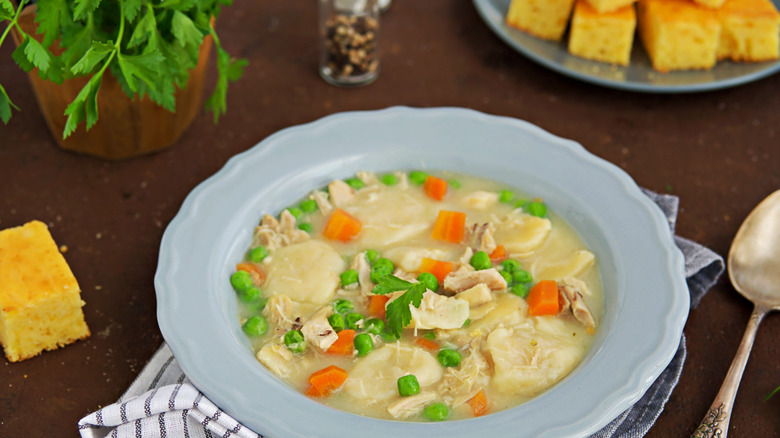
(372, 276), (426, 338)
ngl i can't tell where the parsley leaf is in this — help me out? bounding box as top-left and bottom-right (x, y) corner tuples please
(171, 10), (203, 55)
(73, 0), (102, 22)
(70, 41), (115, 75)
(0, 83), (20, 124)
(0, 0), (14, 21)
(63, 73), (103, 137)
(372, 276), (426, 338)
(122, 0), (143, 23)
(34, 0), (73, 48)
(128, 6), (156, 49)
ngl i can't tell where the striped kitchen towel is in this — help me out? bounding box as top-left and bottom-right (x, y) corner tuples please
(77, 190), (724, 438)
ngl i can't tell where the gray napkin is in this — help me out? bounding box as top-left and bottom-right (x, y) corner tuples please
(78, 190), (724, 438)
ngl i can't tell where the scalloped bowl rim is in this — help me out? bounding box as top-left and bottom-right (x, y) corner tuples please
(155, 106), (688, 438)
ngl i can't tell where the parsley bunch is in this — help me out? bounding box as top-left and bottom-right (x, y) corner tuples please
(0, 0), (246, 137)
(372, 275), (426, 338)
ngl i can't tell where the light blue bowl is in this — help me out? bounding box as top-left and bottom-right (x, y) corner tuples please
(155, 107), (688, 438)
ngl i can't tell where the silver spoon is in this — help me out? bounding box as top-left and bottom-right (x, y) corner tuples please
(692, 189), (780, 438)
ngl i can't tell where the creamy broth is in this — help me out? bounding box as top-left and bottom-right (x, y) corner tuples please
(232, 171), (602, 421)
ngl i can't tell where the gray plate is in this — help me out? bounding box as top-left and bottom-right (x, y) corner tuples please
(473, 0), (780, 93)
(155, 107), (689, 438)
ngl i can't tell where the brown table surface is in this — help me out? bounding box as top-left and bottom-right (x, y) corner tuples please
(1, 1), (779, 436)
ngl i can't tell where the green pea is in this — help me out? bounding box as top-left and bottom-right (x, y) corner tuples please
(380, 174), (397, 186)
(462, 318), (471, 327)
(340, 269), (359, 287)
(299, 199), (317, 213)
(365, 249), (380, 265)
(437, 349), (462, 367)
(345, 312), (364, 330)
(416, 272), (439, 292)
(512, 269), (533, 284)
(246, 246), (269, 263)
(501, 259), (521, 273)
(284, 329), (306, 354)
(354, 333), (373, 357)
(381, 328), (400, 343)
(423, 402), (450, 421)
(525, 201), (548, 218)
(344, 177), (365, 190)
(514, 199), (528, 209)
(498, 190), (514, 204)
(286, 207), (303, 219)
(364, 318), (385, 335)
(242, 315), (268, 336)
(328, 313), (345, 332)
(469, 251), (492, 271)
(239, 286), (262, 303)
(370, 257), (395, 283)
(332, 299), (354, 314)
(397, 374), (420, 396)
(230, 271), (253, 292)
(499, 270), (513, 285)
(298, 223), (314, 233)
(422, 331), (436, 340)
(511, 283), (530, 298)
(448, 179), (462, 189)
(409, 171), (428, 185)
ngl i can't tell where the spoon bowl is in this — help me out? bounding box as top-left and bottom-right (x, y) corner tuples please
(693, 189), (780, 438)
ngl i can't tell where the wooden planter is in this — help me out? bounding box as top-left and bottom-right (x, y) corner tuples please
(15, 6), (211, 160)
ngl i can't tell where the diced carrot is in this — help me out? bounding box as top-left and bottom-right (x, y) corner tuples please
(419, 257), (454, 283)
(415, 337), (440, 351)
(305, 365), (348, 397)
(236, 263), (264, 284)
(322, 208), (362, 242)
(430, 210), (466, 244)
(468, 390), (489, 417)
(423, 175), (448, 201)
(527, 280), (559, 316)
(326, 329), (356, 355)
(489, 245), (506, 262)
(368, 295), (390, 319)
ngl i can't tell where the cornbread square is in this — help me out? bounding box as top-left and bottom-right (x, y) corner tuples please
(506, 0), (577, 41)
(692, 0), (726, 8)
(716, 0), (780, 61)
(0, 221), (89, 362)
(584, 0), (638, 13)
(637, 0), (722, 72)
(569, 0), (637, 66)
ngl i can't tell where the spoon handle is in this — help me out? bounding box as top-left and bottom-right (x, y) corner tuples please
(691, 304), (768, 438)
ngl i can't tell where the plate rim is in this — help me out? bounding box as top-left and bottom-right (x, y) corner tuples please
(155, 106), (689, 438)
(472, 0), (780, 93)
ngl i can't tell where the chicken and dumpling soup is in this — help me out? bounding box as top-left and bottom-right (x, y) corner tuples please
(230, 170), (603, 421)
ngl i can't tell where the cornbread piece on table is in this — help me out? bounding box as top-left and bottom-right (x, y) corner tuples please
(637, 0), (721, 72)
(0, 221), (90, 362)
(569, 0), (637, 66)
(716, 0), (780, 62)
(584, 0), (638, 13)
(692, 0), (726, 8)
(506, 0), (576, 41)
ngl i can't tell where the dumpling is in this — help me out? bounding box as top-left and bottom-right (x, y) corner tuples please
(344, 343), (443, 402)
(533, 250), (595, 280)
(486, 326), (584, 396)
(493, 212), (552, 256)
(349, 189), (431, 248)
(263, 240), (345, 304)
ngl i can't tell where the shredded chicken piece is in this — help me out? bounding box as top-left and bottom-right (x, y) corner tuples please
(349, 251), (375, 296)
(558, 280), (597, 330)
(265, 295), (298, 334)
(393, 171), (409, 189)
(356, 171), (380, 186)
(392, 268), (418, 283)
(439, 341), (490, 406)
(301, 308), (338, 352)
(387, 290), (469, 329)
(466, 222), (497, 254)
(253, 211), (309, 252)
(312, 190), (332, 215)
(386, 392), (436, 419)
(443, 267), (507, 293)
(455, 283), (493, 308)
(328, 180), (356, 207)
(256, 343), (294, 377)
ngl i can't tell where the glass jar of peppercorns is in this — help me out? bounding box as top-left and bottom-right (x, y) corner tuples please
(319, 0), (380, 86)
